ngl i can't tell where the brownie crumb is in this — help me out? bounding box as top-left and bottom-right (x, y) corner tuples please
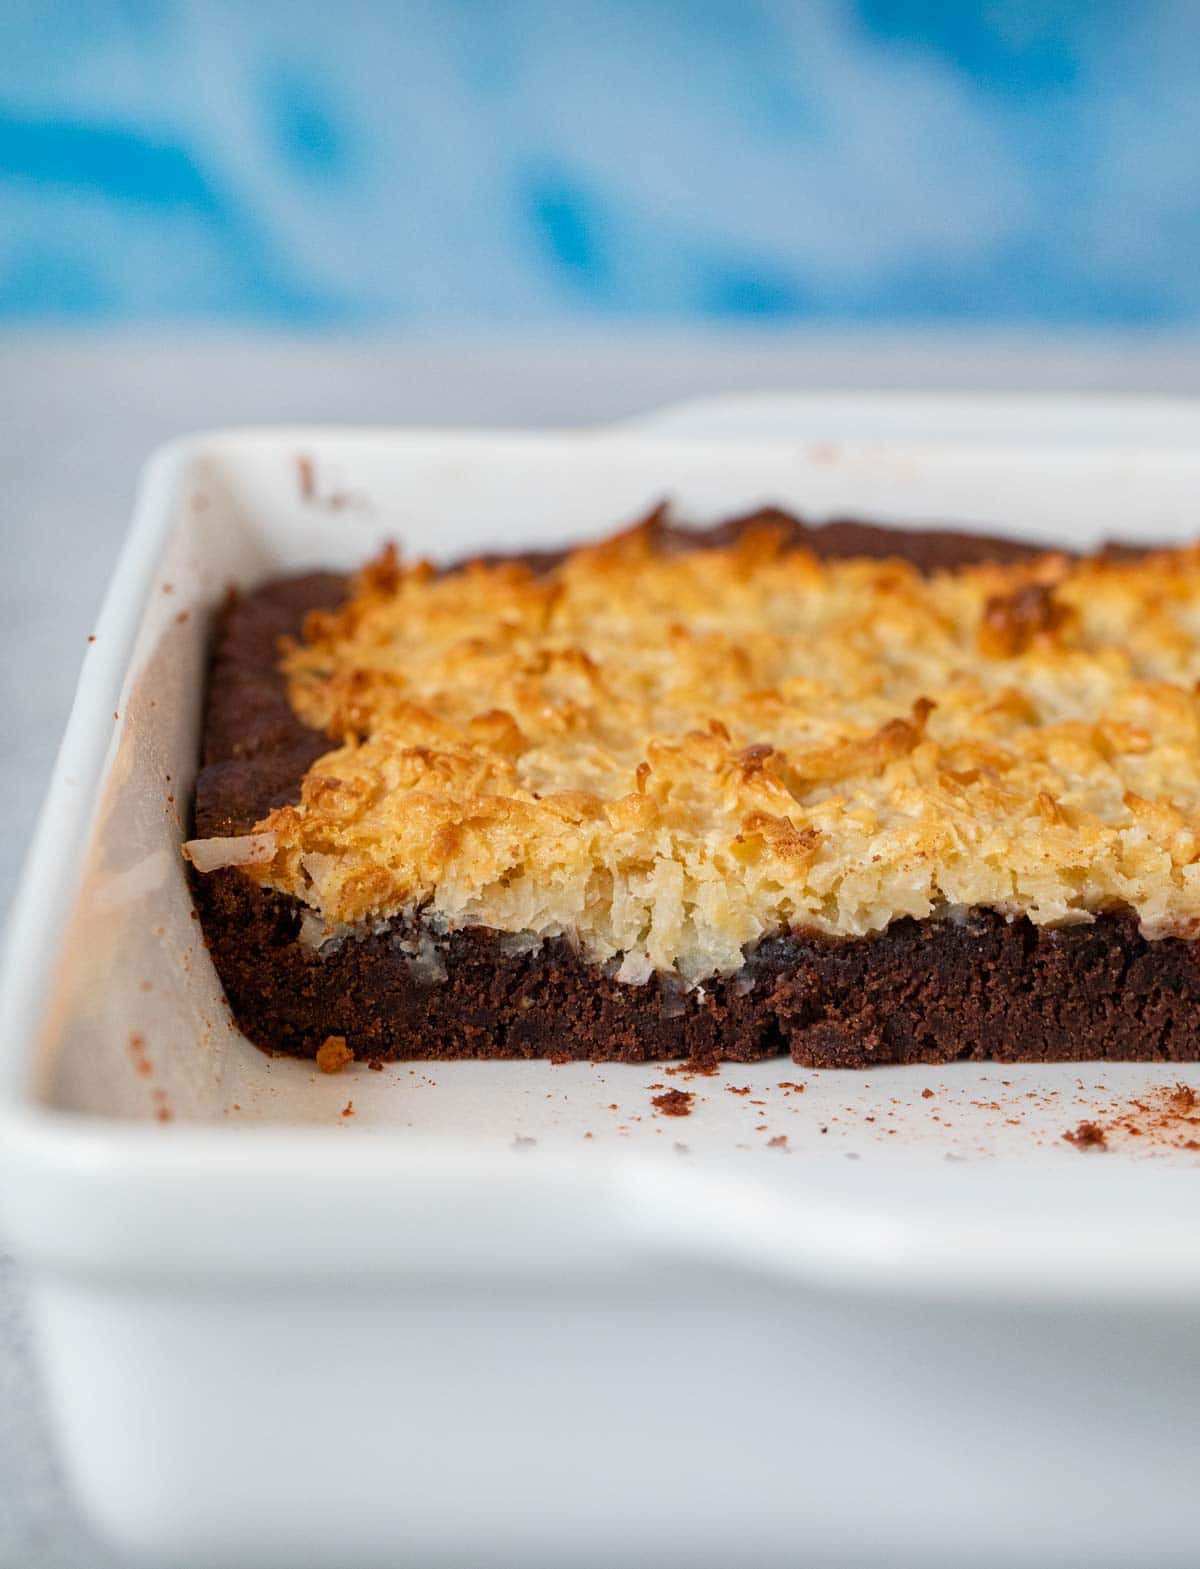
(778, 1080), (806, 1092)
(367, 1058), (384, 1072)
(652, 1088), (695, 1117)
(1168, 1082), (1197, 1113)
(726, 1085), (752, 1096)
(341, 1100), (354, 1117)
(316, 1035), (354, 1074)
(1064, 1119), (1108, 1150)
(921, 1088), (935, 1099)
(767, 1134), (788, 1148)
(1060, 1081), (1200, 1153)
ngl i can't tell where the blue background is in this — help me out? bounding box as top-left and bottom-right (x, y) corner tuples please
(3, 1), (1199, 326)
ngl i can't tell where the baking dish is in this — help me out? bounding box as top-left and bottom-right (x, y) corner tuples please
(5, 396), (1200, 1568)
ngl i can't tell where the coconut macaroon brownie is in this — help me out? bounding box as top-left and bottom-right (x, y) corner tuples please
(187, 507), (1200, 1068)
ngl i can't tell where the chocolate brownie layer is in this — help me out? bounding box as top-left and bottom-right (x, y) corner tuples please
(192, 509), (1200, 1067)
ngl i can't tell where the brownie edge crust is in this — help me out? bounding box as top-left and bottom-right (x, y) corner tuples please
(191, 511), (1200, 1067)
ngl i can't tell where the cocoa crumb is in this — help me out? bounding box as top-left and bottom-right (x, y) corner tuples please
(652, 1088), (694, 1117)
(1169, 1082), (1196, 1113)
(128, 1033), (153, 1077)
(767, 1134), (788, 1148)
(921, 1088), (934, 1099)
(1060, 1082), (1200, 1153)
(1064, 1120), (1108, 1151)
(341, 1100), (354, 1117)
(665, 1059), (718, 1078)
(87, 634), (95, 643)
(315, 1035), (354, 1074)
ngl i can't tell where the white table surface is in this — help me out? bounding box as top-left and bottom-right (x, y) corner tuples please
(4, 327), (1200, 1568)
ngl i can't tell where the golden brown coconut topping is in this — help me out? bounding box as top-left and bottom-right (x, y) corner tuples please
(249, 516), (1200, 982)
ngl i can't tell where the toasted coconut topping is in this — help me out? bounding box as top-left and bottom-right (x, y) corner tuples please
(247, 519), (1200, 981)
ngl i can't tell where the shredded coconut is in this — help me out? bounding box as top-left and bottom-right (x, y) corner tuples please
(246, 521), (1200, 981)
(184, 832), (277, 873)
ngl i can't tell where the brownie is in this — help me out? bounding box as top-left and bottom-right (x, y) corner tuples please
(191, 508), (1200, 1067)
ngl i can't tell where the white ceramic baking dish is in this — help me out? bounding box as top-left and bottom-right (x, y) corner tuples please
(5, 396), (1200, 1569)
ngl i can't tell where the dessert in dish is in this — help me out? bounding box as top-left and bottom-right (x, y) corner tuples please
(189, 508), (1200, 1067)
